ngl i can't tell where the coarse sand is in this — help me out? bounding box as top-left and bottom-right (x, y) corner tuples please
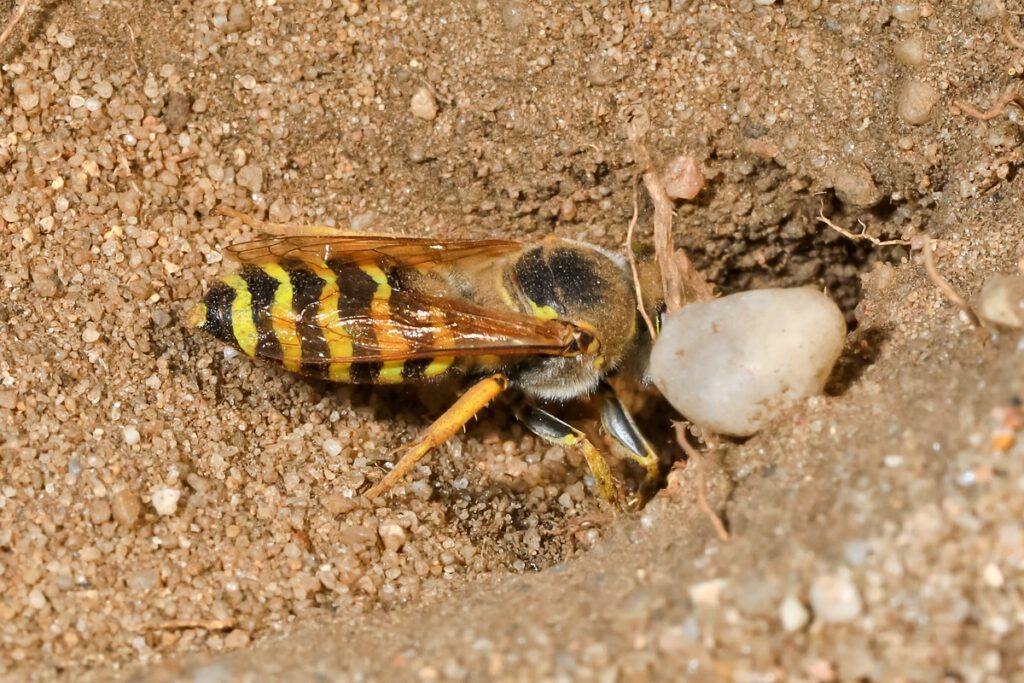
(2, 1), (1024, 681)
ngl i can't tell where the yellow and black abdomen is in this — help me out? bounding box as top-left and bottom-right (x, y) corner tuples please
(190, 261), (459, 384)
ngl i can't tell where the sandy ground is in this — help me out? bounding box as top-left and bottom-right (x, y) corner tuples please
(2, 0), (1024, 681)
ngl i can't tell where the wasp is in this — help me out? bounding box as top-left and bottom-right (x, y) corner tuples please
(190, 208), (666, 506)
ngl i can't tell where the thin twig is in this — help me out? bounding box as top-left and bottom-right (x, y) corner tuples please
(1002, 5), (1024, 51)
(674, 423), (729, 542)
(953, 86), (1024, 121)
(626, 173), (657, 339)
(623, 104), (714, 315)
(817, 204), (911, 247)
(820, 204), (987, 338)
(918, 235), (988, 338)
(0, 0), (31, 51)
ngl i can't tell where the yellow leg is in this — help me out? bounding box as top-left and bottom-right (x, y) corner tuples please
(363, 373), (510, 500)
(575, 435), (618, 503)
(514, 404), (619, 503)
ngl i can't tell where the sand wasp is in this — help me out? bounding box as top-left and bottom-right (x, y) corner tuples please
(190, 208), (666, 506)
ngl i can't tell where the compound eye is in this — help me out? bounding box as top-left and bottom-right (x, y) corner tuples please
(576, 329), (600, 355)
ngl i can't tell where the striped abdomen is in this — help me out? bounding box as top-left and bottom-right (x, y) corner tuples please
(190, 261), (458, 384)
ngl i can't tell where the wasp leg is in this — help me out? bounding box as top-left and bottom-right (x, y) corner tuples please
(364, 373), (510, 500)
(514, 404), (618, 503)
(598, 386), (661, 504)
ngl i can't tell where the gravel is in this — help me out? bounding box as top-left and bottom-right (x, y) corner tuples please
(809, 573), (864, 623)
(1, 1), (1022, 681)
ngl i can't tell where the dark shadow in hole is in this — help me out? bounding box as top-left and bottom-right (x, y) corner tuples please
(825, 325), (891, 397)
(868, 193), (898, 221)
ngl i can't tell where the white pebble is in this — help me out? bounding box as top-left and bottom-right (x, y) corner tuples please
(82, 327), (101, 343)
(151, 487), (182, 516)
(894, 37), (925, 66)
(349, 211), (377, 231)
(56, 32), (76, 48)
(983, 562), (1005, 588)
(123, 426), (141, 446)
(323, 438), (342, 457)
(378, 522), (408, 551)
(688, 578), (728, 607)
(809, 573), (862, 623)
(650, 288), (846, 437)
(891, 2), (920, 22)
(410, 87), (438, 120)
(978, 274), (1024, 328)
(973, 0), (1002, 21)
(236, 164), (264, 193)
(779, 595), (810, 631)
(27, 588), (47, 610)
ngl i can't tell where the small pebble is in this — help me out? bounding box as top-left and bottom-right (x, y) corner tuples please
(236, 164), (264, 193)
(118, 190), (141, 217)
(89, 499), (112, 525)
(164, 91), (193, 133)
(779, 595), (811, 631)
(897, 79), (938, 125)
(973, 0), (1003, 20)
(112, 490), (143, 527)
(662, 155), (705, 200)
(831, 163), (882, 208)
(151, 487), (182, 516)
(224, 629), (251, 649)
(650, 288), (846, 437)
(0, 391), (16, 410)
(894, 37), (925, 67)
(688, 578), (728, 607)
(809, 573), (863, 623)
(127, 569), (159, 592)
(27, 588), (47, 610)
(350, 211), (377, 231)
(226, 3), (252, 32)
(978, 274), (1024, 328)
(123, 425), (141, 445)
(891, 2), (920, 22)
(82, 327), (101, 344)
(379, 522), (408, 552)
(410, 87), (438, 120)
(982, 562), (1005, 588)
(291, 572), (322, 600)
(321, 492), (356, 516)
(323, 438), (343, 457)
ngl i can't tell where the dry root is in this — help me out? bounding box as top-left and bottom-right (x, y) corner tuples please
(623, 104), (714, 316)
(0, 0), (31, 51)
(818, 206), (989, 341)
(621, 105), (725, 538)
(674, 423), (729, 542)
(953, 86), (1024, 121)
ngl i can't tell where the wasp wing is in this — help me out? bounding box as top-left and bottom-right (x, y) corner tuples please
(259, 288), (577, 368)
(227, 233), (524, 269)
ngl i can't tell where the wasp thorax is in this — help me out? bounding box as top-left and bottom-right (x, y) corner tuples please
(507, 242), (639, 400)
